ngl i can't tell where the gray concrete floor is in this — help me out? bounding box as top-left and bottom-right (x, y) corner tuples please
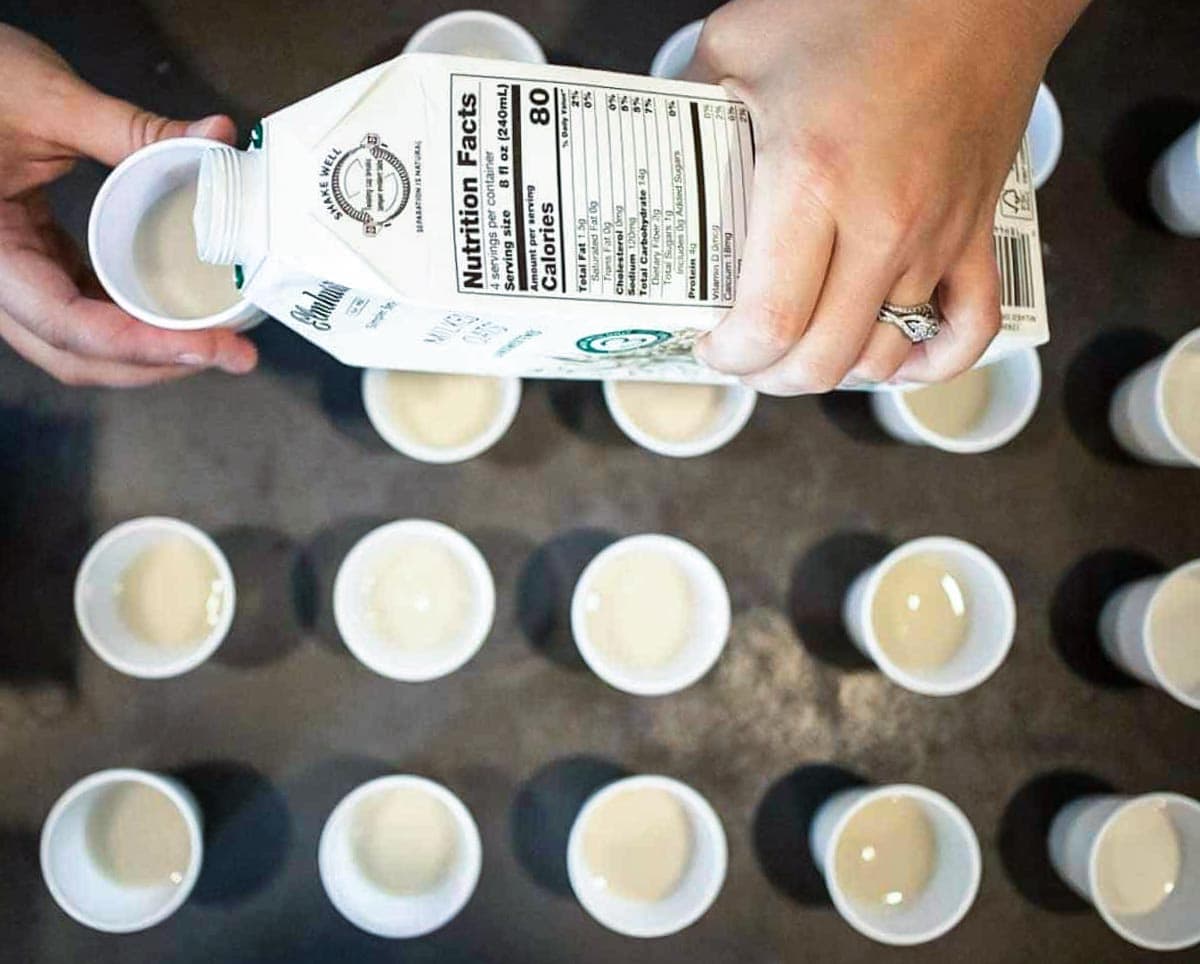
(1, 1), (1199, 962)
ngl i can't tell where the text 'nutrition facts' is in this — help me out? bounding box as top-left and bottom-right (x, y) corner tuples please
(450, 71), (754, 307)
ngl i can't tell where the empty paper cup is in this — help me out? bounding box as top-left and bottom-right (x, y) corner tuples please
(571, 534), (730, 696)
(319, 774), (482, 939)
(74, 517), (235, 679)
(1025, 83), (1063, 191)
(1099, 558), (1200, 711)
(871, 348), (1041, 454)
(603, 380), (756, 458)
(1109, 326), (1200, 467)
(1150, 118), (1200, 236)
(650, 19), (704, 79)
(361, 369), (522, 464)
(567, 774), (727, 938)
(403, 10), (545, 62)
(333, 519), (495, 682)
(41, 768), (203, 933)
(842, 536), (1016, 696)
(1049, 793), (1200, 951)
(88, 138), (260, 331)
(810, 783), (981, 946)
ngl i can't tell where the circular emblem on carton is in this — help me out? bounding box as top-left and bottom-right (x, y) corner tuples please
(330, 133), (411, 235)
(576, 330), (672, 354)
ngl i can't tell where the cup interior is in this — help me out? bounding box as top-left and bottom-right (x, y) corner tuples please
(571, 534), (730, 695)
(866, 537), (1015, 695)
(74, 517), (234, 678)
(1146, 561), (1200, 709)
(603, 381), (756, 458)
(333, 520), (495, 681)
(403, 11), (545, 61)
(361, 370), (522, 464)
(900, 349), (1041, 452)
(1158, 330), (1200, 464)
(1091, 795), (1200, 951)
(89, 139), (242, 327)
(829, 787), (980, 945)
(41, 771), (200, 933)
(567, 775), (727, 938)
(319, 775), (482, 939)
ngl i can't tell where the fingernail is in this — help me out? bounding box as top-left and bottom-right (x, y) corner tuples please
(185, 115), (225, 139)
(177, 352), (207, 366)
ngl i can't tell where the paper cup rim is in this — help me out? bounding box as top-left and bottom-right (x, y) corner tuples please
(1086, 792), (1200, 951)
(87, 137), (254, 331)
(856, 536), (1016, 696)
(570, 534), (730, 695)
(361, 370), (522, 464)
(602, 380), (756, 458)
(566, 774), (727, 938)
(402, 10), (546, 63)
(822, 784), (981, 946)
(332, 519), (495, 681)
(649, 19), (705, 79)
(40, 768), (204, 933)
(891, 349), (1042, 453)
(74, 516), (236, 678)
(1152, 326), (1200, 468)
(1140, 560), (1200, 710)
(317, 774), (482, 939)
(1029, 82), (1063, 191)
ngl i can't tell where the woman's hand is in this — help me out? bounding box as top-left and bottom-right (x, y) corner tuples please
(0, 24), (256, 387)
(689, 0), (1086, 394)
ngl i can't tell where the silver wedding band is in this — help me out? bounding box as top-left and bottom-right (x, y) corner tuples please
(877, 300), (941, 343)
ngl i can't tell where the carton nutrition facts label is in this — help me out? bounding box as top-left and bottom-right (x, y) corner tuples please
(449, 72), (754, 307)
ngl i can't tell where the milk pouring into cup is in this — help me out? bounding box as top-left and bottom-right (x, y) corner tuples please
(190, 54), (1047, 382)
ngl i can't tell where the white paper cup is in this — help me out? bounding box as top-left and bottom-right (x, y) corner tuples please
(842, 536), (1015, 696)
(1098, 559), (1200, 711)
(403, 10), (545, 62)
(1049, 793), (1200, 951)
(870, 348), (1041, 454)
(1109, 326), (1200, 467)
(333, 519), (495, 682)
(1026, 83), (1063, 191)
(602, 381), (756, 458)
(567, 774), (726, 938)
(571, 534), (730, 696)
(809, 783), (981, 946)
(650, 19), (704, 79)
(319, 774), (482, 939)
(74, 516), (235, 679)
(1150, 118), (1200, 236)
(361, 370), (522, 464)
(88, 138), (260, 331)
(41, 768), (203, 933)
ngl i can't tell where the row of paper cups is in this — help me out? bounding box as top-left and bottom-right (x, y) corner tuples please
(40, 765), (1200, 949)
(73, 517), (1199, 710)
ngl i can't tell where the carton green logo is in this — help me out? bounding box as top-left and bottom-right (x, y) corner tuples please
(576, 330), (671, 354)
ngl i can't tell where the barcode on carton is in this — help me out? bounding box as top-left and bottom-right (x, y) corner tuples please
(994, 232), (1035, 310)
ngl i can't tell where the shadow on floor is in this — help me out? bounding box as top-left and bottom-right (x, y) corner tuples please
(510, 755), (627, 896)
(818, 391), (895, 446)
(516, 528), (620, 670)
(788, 532), (893, 670)
(999, 770), (1116, 912)
(753, 764), (868, 906)
(174, 761), (292, 906)
(1049, 548), (1162, 688)
(0, 827), (38, 962)
(214, 525), (312, 667)
(1103, 97), (1200, 228)
(1063, 329), (1169, 463)
(545, 380), (627, 448)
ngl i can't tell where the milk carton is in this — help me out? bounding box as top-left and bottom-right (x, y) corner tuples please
(194, 54), (1047, 382)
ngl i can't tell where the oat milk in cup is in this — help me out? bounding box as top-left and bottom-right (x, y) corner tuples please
(193, 54), (1048, 382)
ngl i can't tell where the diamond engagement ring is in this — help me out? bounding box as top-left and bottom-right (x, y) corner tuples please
(877, 301), (941, 343)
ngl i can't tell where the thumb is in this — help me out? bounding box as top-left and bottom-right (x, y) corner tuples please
(55, 84), (235, 166)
